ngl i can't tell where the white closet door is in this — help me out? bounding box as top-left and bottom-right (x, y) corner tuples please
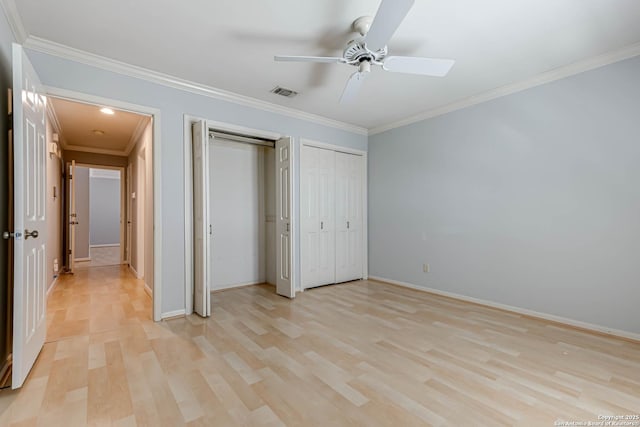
(346, 154), (363, 281)
(192, 121), (210, 317)
(335, 153), (349, 282)
(335, 152), (363, 282)
(316, 148), (335, 286)
(301, 146), (335, 288)
(301, 145), (320, 287)
(276, 137), (294, 298)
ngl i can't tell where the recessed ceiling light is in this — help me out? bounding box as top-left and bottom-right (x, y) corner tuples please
(100, 107), (115, 115)
(92, 129), (106, 136)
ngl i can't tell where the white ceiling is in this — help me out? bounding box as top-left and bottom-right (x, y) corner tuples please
(50, 97), (150, 156)
(14, 0), (640, 130)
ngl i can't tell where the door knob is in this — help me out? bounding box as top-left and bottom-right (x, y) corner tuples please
(24, 229), (39, 239)
(2, 231), (14, 240)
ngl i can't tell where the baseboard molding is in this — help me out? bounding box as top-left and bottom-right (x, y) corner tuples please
(128, 265), (143, 280)
(368, 276), (640, 343)
(211, 281), (265, 293)
(90, 244), (120, 248)
(74, 257), (91, 262)
(161, 309), (186, 320)
(144, 283), (153, 298)
(46, 276), (59, 297)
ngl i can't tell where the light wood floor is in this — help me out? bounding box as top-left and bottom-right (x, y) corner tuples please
(1, 267), (639, 426)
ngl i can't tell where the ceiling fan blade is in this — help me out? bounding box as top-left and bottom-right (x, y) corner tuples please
(364, 0), (415, 52)
(383, 56), (455, 76)
(340, 71), (367, 104)
(274, 55), (345, 64)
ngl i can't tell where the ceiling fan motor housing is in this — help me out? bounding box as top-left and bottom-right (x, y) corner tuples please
(343, 39), (387, 65)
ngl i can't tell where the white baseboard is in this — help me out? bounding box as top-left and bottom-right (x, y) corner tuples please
(161, 309), (186, 319)
(74, 257), (91, 262)
(47, 276), (59, 297)
(211, 280), (264, 292)
(144, 283), (153, 297)
(90, 244), (120, 248)
(129, 265), (143, 280)
(368, 276), (640, 342)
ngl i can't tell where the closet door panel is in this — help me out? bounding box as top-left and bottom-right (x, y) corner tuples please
(300, 145), (319, 288)
(348, 154), (363, 280)
(316, 148), (335, 285)
(335, 152), (349, 282)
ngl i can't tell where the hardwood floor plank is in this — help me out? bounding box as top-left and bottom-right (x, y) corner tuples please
(1, 266), (639, 426)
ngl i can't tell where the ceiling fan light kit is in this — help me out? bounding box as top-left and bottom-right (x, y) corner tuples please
(275, 0), (455, 103)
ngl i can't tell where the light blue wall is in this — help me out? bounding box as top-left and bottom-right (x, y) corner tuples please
(368, 56), (640, 334)
(25, 49), (367, 314)
(89, 176), (121, 246)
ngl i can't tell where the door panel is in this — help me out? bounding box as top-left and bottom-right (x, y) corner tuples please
(335, 153), (349, 282)
(300, 145), (318, 287)
(12, 44), (47, 389)
(192, 120), (210, 317)
(276, 137), (294, 298)
(346, 154), (363, 281)
(316, 148), (335, 286)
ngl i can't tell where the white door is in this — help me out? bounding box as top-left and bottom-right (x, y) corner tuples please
(335, 152), (363, 283)
(300, 146), (335, 289)
(67, 160), (76, 273)
(301, 145), (320, 287)
(276, 137), (294, 298)
(335, 152), (349, 282)
(317, 148), (336, 286)
(192, 120), (210, 317)
(11, 44), (48, 389)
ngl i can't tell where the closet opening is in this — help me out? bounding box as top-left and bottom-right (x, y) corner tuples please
(186, 119), (294, 317)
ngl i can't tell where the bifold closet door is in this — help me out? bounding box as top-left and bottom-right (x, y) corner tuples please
(335, 152), (363, 283)
(301, 146), (335, 288)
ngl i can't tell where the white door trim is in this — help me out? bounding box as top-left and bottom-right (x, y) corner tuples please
(300, 139), (368, 281)
(45, 86), (163, 322)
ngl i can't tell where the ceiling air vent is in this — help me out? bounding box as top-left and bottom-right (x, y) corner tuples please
(271, 86), (298, 98)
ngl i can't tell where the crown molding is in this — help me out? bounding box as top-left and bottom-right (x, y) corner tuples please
(370, 41), (640, 135)
(0, 0), (27, 43)
(23, 36), (368, 136)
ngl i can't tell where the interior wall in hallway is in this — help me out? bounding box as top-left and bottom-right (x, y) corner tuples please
(128, 120), (153, 292)
(45, 119), (63, 289)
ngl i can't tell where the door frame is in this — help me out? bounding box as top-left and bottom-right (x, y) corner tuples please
(183, 115), (292, 315)
(46, 86), (163, 321)
(300, 138), (368, 283)
(67, 163), (126, 264)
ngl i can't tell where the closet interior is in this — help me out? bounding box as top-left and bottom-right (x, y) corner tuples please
(209, 134), (277, 290)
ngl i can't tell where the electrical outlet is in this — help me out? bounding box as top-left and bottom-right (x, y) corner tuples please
(423, 263), (430, 273)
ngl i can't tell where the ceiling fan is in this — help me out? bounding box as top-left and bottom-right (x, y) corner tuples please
(274, 0), (455, 103)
